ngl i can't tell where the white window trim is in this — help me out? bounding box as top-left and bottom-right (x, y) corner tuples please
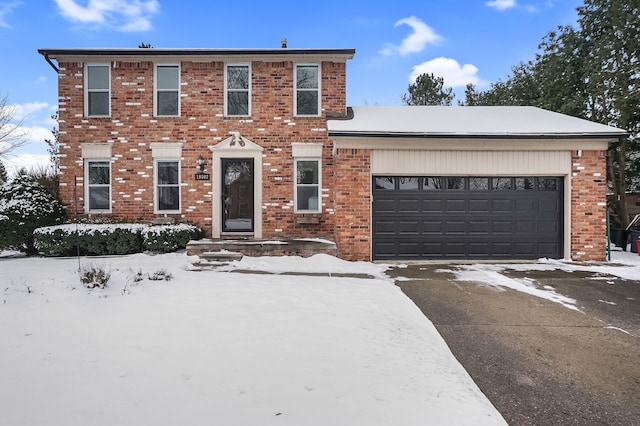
(154, 63), (181, 117)
(84, 159), (112, 213)
(294, 157), (322, 213)
(224, 63), (251, 117)
(84, 63), (110, 117)
(154, 159), (181, 214)
(294, 63), (321, 117)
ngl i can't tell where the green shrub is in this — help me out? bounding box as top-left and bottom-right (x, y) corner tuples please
(34, 223), (203, 256)
(142, 224), (205, 253)
(0, 175), (66, 254)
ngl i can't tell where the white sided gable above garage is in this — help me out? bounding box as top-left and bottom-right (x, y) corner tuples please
(328, 106), (627, 261)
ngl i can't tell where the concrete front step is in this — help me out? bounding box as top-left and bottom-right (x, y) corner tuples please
(186, 238), (338, 258)
(199, 251), (244, 262)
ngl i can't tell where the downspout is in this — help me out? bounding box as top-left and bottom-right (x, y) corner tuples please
(43, 54), (59, 73)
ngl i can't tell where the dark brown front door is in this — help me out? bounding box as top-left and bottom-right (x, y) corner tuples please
(222, 158), (254, 232)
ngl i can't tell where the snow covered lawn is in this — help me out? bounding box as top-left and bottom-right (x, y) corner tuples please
(0, 253), (505, 426)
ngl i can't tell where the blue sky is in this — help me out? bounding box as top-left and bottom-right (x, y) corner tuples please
(0, 0), (583, 174)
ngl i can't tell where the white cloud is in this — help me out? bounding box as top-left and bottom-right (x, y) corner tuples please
(55, 0), (159, 32)
(11, 101), (50, 119)
(0, 1), (19, 28)
(409, 57), (481, 88)
(379, 16), (442, 56)
(3, 152), (52, 175)
(486, 0), (516, 11)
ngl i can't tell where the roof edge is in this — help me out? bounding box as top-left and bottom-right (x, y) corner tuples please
(327, 131), (628, 140)
(38, 47), (355, 59)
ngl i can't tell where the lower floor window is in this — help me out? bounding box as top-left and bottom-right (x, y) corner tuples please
(87, 160), (111, 211)
(156, 160), (180, 211)
(295, 158), (320, 212)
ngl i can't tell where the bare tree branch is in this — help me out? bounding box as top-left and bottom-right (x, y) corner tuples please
(0, 93), (30, 159)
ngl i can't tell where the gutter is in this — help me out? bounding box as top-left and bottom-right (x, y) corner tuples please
(40, 52), (59, 73)
(327, 131), (629, 140)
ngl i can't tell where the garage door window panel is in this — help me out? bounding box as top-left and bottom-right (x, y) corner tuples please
(446, 178), (465, 190)
(492, 178), (512, 190)
(539, 178), (558, 190)
(375, 177), (396, 190)
(423, 177), (443, 190)
(469, 178), (489, 190)
(398, 177), (420, 190)
(516, 178), (535, 190)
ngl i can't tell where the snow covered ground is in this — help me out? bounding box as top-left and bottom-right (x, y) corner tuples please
(0, 252), (506, 426)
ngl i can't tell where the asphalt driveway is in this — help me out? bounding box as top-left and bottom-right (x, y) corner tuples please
(388, 262), (640, 426)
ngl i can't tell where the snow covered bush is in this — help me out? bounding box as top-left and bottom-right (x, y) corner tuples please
(33, 224), (144, 256)
(0, 175), (66, 254)
(141, 224), (205, 253)
(34, 223), (203, 256)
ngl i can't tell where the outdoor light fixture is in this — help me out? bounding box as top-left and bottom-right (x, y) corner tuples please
(197, 155), (205, 172)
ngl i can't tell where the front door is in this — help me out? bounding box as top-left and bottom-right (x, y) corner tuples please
(222, 158), (254, 232)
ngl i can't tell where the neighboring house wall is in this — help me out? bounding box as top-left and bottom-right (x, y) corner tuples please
(570, 149), (608, 261)
(56, 58), (348, 241)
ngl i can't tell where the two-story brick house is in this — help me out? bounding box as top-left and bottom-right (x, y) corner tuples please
(39, 46), (626, 262)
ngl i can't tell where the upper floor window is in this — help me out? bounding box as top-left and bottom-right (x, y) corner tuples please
(155, 64), (180, 116)
(295, 64), (320, 116)
(85, 64), (110, 116)
(225, 64), (250, 116)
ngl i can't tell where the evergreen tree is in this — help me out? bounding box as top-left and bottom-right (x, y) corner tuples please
(0, 160), (7, 184)
(402, 73), (454, 106)
(460, 0), (639, 227)
(0, 174), (66, 254)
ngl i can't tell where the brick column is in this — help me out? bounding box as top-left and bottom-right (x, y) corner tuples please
(334, 148), (371, 260)
(571, 150), (607, 261)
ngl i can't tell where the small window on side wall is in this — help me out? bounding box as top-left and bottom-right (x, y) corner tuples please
(86, 64), (110, 116)
(295, 159), (320, 212)
(226, 64), (250, 116)
(295, 64), (320, 116)
(86, 160), (111, 211)
(155, 64), (179, 116)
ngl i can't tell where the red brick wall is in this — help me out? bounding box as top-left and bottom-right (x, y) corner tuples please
(333, 148), (371, 260)
(57, 59), (347, 241)
(570, 149), (608, 261)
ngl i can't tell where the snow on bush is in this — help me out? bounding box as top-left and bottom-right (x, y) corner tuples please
(0, 175), (65, 253)
(34, 223), (204, 256)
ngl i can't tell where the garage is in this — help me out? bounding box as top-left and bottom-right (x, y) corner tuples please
(372, 176), (563, 260)
(329, 105), (626, 261)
